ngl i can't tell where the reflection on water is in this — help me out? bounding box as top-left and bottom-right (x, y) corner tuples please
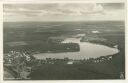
(33, 37), (119, 60)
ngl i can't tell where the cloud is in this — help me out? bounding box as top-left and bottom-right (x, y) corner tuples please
(3, 3), (125, 21)
(102, 3), (124, 10)
(4, 3), (104, 16)
(56, 3), (104, 16)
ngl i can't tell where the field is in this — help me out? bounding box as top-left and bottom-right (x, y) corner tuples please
(30, 63), (120, 80)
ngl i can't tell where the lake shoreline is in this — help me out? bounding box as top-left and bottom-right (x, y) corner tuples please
(33, 37), (119, 60)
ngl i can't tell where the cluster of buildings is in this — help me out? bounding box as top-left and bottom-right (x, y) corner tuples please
(4, 50), (113, 66)
(35, 55), (113, 65)
(4, 51), (34, 79)
(4, 50), (114, 79)
(4, 51), (32, 65)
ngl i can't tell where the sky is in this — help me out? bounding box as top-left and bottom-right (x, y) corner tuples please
(3, 3), (125, 22)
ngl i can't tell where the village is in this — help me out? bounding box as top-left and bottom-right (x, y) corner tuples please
(4, 50), (115, 80)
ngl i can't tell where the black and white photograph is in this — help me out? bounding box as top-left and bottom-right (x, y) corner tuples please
(2, 0), (126, 80)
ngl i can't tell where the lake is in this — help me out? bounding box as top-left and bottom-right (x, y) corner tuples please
(33, 37), (119, 60)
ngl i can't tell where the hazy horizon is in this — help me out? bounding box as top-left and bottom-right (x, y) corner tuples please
(3, 20), (125, 23)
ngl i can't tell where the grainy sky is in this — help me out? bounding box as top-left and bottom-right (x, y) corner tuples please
(3, 3), (125, 22)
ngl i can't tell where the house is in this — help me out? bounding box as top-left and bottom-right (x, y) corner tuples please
(67, 61), (73, 64)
